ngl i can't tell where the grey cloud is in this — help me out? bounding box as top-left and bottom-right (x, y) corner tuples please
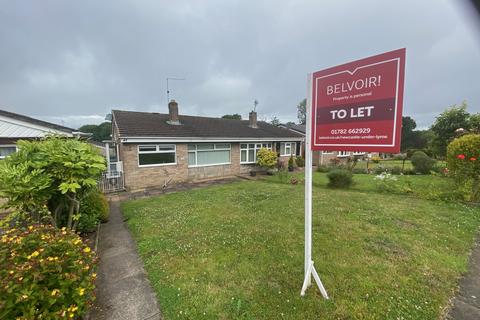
(0, 0), (479, 129)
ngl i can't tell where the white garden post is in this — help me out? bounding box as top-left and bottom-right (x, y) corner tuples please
(301, 73), (329, 299)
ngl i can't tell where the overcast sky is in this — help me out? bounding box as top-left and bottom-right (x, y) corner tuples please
(1, 0), (479, 129)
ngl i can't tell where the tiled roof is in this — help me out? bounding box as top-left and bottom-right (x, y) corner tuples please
(0, 109), (76, 133)
(112, 110), (303, 139)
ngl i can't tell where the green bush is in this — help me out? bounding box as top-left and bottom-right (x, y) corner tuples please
(77, 191), (109, 233)
(256, 148), (278, 170)
(316, 165), (330, 173)
(327, 169), (353, 188)
(288, 155), (295, 170)
(0, 136), (106, 230)
(295, 156), (305, 167)
(390, 166), (402, 175)
(447, 134), (480, 202)
(411, 151), (436, 174)
(0, 224), (97, 319)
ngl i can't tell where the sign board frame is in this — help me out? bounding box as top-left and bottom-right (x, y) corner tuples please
(301, 49), (406, 298)
(311, 48), (406, 153)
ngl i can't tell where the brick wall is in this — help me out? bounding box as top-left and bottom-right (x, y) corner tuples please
(120, 143), (189, 191)
(120, 142), (261, 191)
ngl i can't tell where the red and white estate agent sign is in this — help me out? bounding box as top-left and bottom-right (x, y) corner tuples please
(301, 49), (406, 299)
(311, 48), (406, 153)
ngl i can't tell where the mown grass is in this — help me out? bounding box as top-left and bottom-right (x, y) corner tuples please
(122, 173), (480, 319)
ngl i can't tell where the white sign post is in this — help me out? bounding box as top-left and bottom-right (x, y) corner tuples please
(300, 74), (329, 299)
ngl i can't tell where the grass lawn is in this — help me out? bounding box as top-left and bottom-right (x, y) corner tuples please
(354, 159), (447, 171)
(122, 173), (480, 319)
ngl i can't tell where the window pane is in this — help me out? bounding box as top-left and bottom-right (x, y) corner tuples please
(240, 144), (247, 149)
(280, 143), (285, 155)
(285, 146), (291, 155)
(139, 152), (175, 165)
(241, 150), (247, 162)
(139, 145), (156, 152)
(215, 143), (230, 149)
(0, 147), (16, 157)
(197, 150), (230, 165)
(188, 152), (196, 165)
(158, 145), (175, 151)
(249, 144), (255, 148)
(248, 149), (254, 162)
(188, 144), (196, 151)
(256, 144), (261, 149)
(197, 143), (214, 150)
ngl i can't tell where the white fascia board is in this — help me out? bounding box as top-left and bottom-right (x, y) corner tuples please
(0, 115), (74, 137)
(120, 136), (305, 143)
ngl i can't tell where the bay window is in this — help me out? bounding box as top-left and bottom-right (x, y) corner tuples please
(138, 144), (176, 166)
(240, 143), (272, 164)
(188, 143), (231, 167)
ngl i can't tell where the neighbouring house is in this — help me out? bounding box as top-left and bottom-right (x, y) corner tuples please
(0, 108), (95, 159)
(107, 100), (304, 191)
(279, 123), (379, 165)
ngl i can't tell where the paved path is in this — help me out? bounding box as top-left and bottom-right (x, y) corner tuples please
(447, 240), (480, 319)
(90, 201), (162, 320)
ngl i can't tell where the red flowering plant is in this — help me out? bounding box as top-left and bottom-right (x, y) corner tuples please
(447, 134), (480, 202)
(0, 224), (97, 319)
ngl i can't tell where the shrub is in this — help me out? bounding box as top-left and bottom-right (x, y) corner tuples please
(0, 136), (106, 230)
(0, 224), (97, 319)
(256, 148), (278, 170)
(288, 155), (295, 170)
(316, 165), (330, 173)
(411, 151), (436, 174)
(447, 134), (480, 202)
(390, 166), (402, 175)
(77, 190), (109, 233)
(295, 156), (305, 167)
(327, 169), (353, 188)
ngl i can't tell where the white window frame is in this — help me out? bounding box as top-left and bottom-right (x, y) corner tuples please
(138, 144), (176, 167)
(280, 142), (296, 156)
(0, 145), (17, 159)
(352, 151), (366, 155)
(188, 143), (231, 168)
(240, 142), (272, 164)
(337, 151), (350, 157)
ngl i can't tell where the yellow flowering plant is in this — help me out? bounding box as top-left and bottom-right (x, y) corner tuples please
(0, 224), (97, 319)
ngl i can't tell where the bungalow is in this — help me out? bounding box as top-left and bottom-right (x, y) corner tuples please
(279, 123), (379, 165)
(108, 100), (304, 191)
(0, 108), (92, 159)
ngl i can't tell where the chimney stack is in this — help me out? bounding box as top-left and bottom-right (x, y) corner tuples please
(167, 99), (180, 125)
(249, 111), (258, 128)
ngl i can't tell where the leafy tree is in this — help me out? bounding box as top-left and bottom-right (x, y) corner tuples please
(297, 99), (306, 124)
(270, 116), (280, 126)
(470, 113), (480, 133)
(222, 114), (242, 120)
(401, 116), (417, 151)
(0, 136), (106, 230)
(78, 122), (112, 142)
(430, 102), (471, 157)
(285, 121), (296, 126)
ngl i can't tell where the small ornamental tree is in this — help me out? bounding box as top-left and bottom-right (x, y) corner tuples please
(0, 136), (106, 229)
(447, 134), (480, 202)
(411, 151), (435, 174)
(256, 148), (278, 170)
